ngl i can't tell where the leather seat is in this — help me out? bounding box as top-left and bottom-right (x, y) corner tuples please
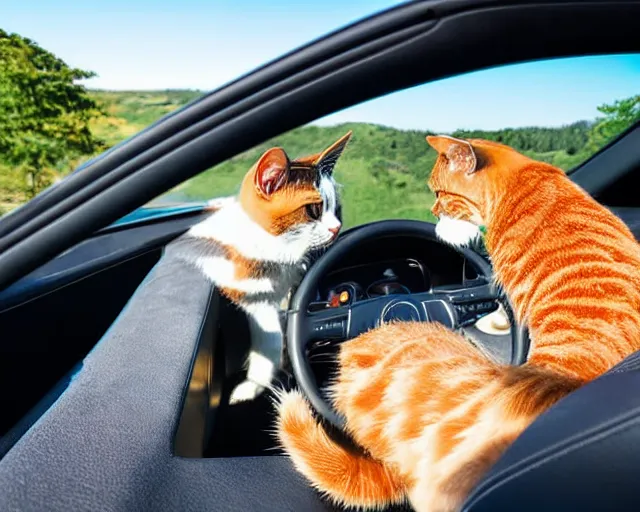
(463, 351), (640, 511)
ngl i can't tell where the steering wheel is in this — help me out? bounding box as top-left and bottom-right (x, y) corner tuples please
(287, 220), (529, 430)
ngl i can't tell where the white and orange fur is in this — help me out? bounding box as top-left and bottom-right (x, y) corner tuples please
(275, 136), (640, 511)
(178, 132), (352, 403)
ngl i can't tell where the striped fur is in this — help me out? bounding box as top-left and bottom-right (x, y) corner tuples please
(429, 136), (640, 381)
(275, 137), (640, 511)
(179, 132), (352, 403)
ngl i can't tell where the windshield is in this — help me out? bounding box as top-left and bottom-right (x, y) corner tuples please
(144, 54), (640, 229)
(1, 1), (638, 228)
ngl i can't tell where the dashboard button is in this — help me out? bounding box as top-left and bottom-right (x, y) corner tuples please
(312, 318), (346, 339)
(454, 300), (500, 327)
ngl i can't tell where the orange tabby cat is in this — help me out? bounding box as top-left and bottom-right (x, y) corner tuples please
(275, 136), (640, 512)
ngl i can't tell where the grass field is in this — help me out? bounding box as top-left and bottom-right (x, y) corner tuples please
(1, 89), (600, 227)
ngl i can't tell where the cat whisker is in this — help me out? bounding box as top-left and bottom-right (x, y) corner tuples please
(308, 356), (338, 365)
(308, 352), (337, 361)
(262, 445), (283, 452)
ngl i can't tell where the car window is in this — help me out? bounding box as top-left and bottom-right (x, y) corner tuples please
(0, 0), (403, 217)
(145, 54), (640, 230)
(1, 48), (638, 225)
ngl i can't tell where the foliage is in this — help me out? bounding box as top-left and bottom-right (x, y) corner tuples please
(0, 29), (105, 200)
(1, 73), (638, 227)
(167, 100), (637, 229)
(168, 121), (597, 229)
(174, 123), (441, 227)
(452, 121), (592, 154)
(587, 95), (640, 152)
(89, 90), (202, 146)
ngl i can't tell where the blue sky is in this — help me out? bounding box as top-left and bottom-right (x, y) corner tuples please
(2, 0), (639, 132)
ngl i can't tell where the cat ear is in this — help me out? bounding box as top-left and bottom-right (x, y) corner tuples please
(426, 135), (478, 175)
(254, 147), (289, 198)
(314, 130), (353, 176)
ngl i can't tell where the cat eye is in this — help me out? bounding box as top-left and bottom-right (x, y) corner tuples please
(305, 203), (323, 220)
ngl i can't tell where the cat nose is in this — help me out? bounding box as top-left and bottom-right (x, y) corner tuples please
(329, 226), (340, 238)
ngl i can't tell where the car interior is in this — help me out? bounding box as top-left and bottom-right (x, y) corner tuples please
(1, 1), (640, 511)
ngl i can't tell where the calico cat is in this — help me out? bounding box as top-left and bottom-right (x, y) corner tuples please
(178, 131), (352, 404)
(275, 136), (640, 511)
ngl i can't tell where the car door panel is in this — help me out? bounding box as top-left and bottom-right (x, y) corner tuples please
(0, 211), (208, 438)
(0, 242), (345, 512)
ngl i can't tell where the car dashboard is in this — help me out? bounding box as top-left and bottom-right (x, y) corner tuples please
(308, 232), (513, 365)
(319, 257), (429, 307)
(312, 233), (480, 307)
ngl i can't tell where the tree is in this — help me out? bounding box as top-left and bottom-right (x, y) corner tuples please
(587, 95), (640, 153)
(0, 29), (105, 200)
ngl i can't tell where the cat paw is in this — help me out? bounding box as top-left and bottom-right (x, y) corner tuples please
(229, 380), (265, 404)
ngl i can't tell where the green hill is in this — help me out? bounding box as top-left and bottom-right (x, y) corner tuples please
(0, 89), (604, 226)
(173, 122), (445, 226)
(89, 90), (203, 146)
(165, 120), (593, 228)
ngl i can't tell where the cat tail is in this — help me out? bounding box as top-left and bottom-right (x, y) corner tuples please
(274, 388), (407, 510)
